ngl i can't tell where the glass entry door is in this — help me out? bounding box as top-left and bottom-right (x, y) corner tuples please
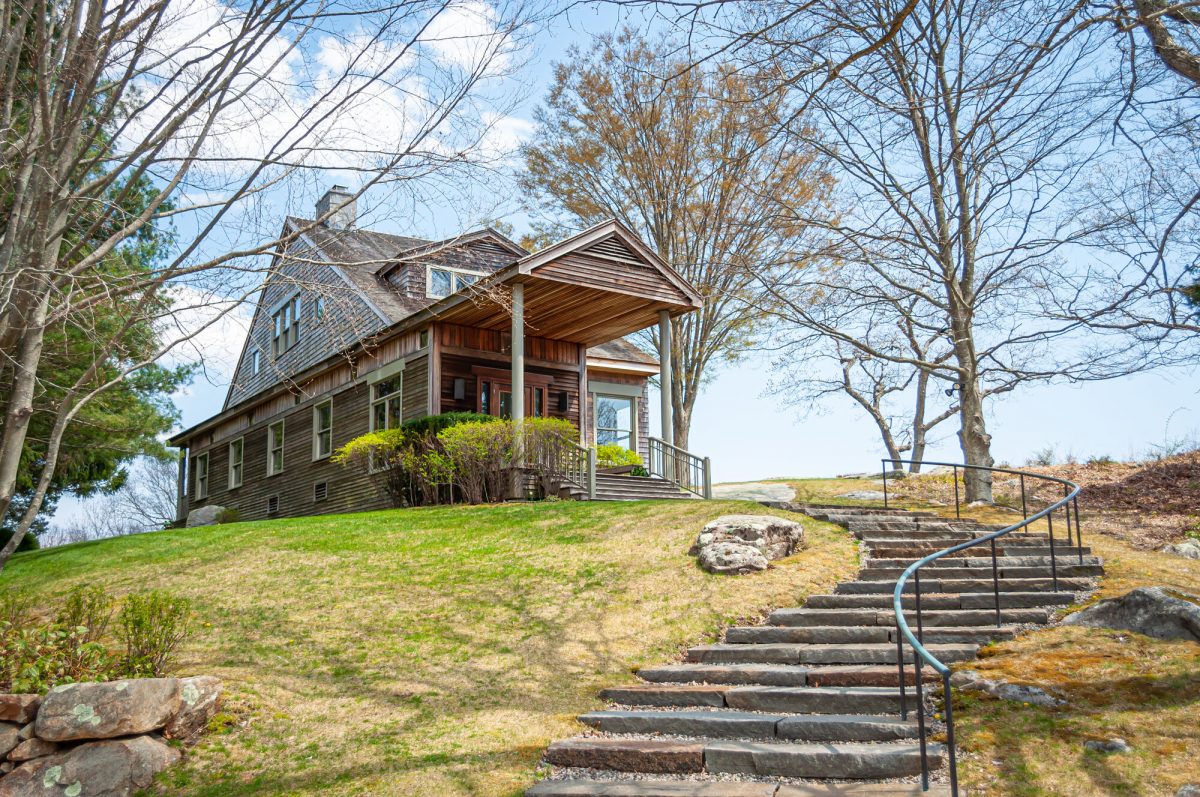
(478, 379), (545, 419)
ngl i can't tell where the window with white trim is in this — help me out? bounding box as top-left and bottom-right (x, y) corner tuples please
(313, 400), (333, 460)
(252, 350), (261, 375)
(194, 452), (209, 499)
(228, 438), (244, 489)
(370, 378), (403, 431)
(272, 295), (300, 356)
(595, 394), (636, 450)
(426, 266), (485, 298)
(267, 421), (285, 475)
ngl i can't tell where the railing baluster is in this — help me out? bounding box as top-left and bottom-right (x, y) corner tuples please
(991, 537), (1001, 627)
(883, 459), (889, 509)
(953, 465), (960, 519)
(943, 671), (959, 797)
(895, 622), (908, 720)
(1074, 496), (1083, 565)
(1020, 473), (1027, 518)
(914, 649), (929, 791)
(914, 570), (924, 645)
(1046, 503), (1059, 592)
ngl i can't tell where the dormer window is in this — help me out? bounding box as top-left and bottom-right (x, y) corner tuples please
(427, 266), (485, 298)
(272, 295), (300, 356)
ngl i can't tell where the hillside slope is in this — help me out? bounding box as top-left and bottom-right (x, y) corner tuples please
(1, 500), (857, 797)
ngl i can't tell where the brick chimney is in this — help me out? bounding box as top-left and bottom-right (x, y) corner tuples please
(315, 185), (356, 229)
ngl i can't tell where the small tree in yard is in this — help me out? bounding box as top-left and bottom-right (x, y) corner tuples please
(520, 31), (834, 449)
(0, 0), (536, 569)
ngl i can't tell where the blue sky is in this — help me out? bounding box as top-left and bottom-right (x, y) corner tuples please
(51, 3), (1200, 527)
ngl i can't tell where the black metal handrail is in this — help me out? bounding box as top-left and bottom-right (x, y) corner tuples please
(881, 459), (1082, 796)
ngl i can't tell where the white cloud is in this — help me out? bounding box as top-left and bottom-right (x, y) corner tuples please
(157, 285), (253, 388)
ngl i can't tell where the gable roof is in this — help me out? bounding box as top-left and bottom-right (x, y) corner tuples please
(286, 217), (435, 322)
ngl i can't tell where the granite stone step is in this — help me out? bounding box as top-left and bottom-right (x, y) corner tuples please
(804, 591), (1077, 610)
(724, 626), (891, 645)
(704, 740), (945, 779)
(579, 709), (920, 742)
(527, 780), (954, 796)
(835, 577), (1092, 595)
(863, 555), (1101, 569)
(861, 563), (1104, 580)
(637, 663), (811, 687)
(545, 738), (705, 773)
(767, 607), (1052, 627)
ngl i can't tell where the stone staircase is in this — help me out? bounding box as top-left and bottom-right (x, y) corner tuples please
(560, 473), (699, 502)
(527, 504), (1103, 797)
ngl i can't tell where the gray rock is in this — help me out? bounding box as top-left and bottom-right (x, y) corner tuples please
(1063, 586), (1200, 642)
(1161, 540), (1200, 560)
(163, 675), (222, 743)
(1175, 785), (1200, 797)
(0, 723), (18, 758)
(698, 542), (770, 575)
(185, 504), (228, 527)
(692, 514), (804, 561)
(950, 670), (1064, 707)
(1084, 738), (1131, 754)
(0, 696), (39, 725)
(836, 491), (887, 501)
(0, 735), (180, 797)
(7, 738), (56, 761)
(35, 679), (182, 742)
(15, 724), (32, 741)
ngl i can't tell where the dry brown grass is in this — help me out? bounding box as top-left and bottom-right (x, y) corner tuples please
(2, 499), (857, 797)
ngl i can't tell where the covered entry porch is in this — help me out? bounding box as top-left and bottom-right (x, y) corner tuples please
(415, 219), (711, 498)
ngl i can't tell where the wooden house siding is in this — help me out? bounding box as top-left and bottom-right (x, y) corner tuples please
(402, 353), (431, 421)
(533, 252), (690, 305)
(226, 237), (389, 408)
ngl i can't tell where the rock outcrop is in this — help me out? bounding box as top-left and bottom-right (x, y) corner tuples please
(1063, 587), (1200, 642)
(690, 515), (805, 575)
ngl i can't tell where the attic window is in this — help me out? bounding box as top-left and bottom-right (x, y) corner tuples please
(272, 295), (300, 356)
(427, 266), (485, 298)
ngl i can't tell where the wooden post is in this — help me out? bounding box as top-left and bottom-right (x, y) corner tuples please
(578, 343), (588, 446)
(511, 282), (525, 497)
(658, 310), (674, 446)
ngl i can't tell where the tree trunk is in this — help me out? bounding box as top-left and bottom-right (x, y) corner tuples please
(956, 374), (994, 502)
(0, 296), (51, 524)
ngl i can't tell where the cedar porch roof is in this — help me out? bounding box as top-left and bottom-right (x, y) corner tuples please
(419, 219), (702, 346)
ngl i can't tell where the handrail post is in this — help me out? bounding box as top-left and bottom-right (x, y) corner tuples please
(1046, 506), (1059, 592)
(1063, 485), (1073, 548)
(882, 459), (889, 509)
(914, 650), (929, 791)
(914, 570), (924, 645)
(1020, 474), (1027, 518)
(703, 456), (712, 499)
(991, 537), (1001, 627)
(952, 465), (960, 519)
(587, 447), (597, 500)
(943, 670), (959, 797)
(895, 623), (908, 720)
(1074, 496), (1083, 565)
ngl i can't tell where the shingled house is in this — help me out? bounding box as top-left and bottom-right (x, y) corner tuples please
(169, 187), (709, 523)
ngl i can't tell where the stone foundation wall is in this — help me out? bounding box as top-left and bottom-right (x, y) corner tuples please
(0, 676), (221, 797)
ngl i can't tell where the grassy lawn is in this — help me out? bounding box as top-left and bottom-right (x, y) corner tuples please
(1, 499), (857, 797)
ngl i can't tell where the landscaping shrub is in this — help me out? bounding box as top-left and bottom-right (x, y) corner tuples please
(118, 590), (193, 677)
(596, 443), (642, 468)
(402, 412), (496, 436)
(0, 585), (193, 692)
(438, 420), (515, 504)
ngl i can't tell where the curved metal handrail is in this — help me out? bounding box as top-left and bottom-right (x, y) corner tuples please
(881, 459), (1082, 796)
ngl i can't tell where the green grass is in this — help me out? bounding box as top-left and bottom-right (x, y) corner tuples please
(2, 499), (857, 797)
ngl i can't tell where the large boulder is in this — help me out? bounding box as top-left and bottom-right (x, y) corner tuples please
(34, 679), (182, 743)
(186, 504), (228, 528)
(697, 542), (769, 575)
(0, 736), (180, 797)
(1161, 540), (1200, 560)
(692, 515), (804, 561)
(1063, 587), (1200, 642)
(163, 676), (222, 743)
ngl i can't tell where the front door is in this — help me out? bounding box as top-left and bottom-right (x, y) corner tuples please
(478, 379), (545, 418)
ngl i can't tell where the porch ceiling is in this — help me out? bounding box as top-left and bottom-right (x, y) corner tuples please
(433, 276), (686, 345)
(428, 219), (702, 346)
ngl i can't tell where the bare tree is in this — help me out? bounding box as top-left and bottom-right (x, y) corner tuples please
(719, 0), (1195, 502)
(0, 0), (537, 568)
(519, 30), (834, 448)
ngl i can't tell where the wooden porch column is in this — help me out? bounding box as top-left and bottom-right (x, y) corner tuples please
(512, 282), (525, 466)
(658, 309), (674, 446)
